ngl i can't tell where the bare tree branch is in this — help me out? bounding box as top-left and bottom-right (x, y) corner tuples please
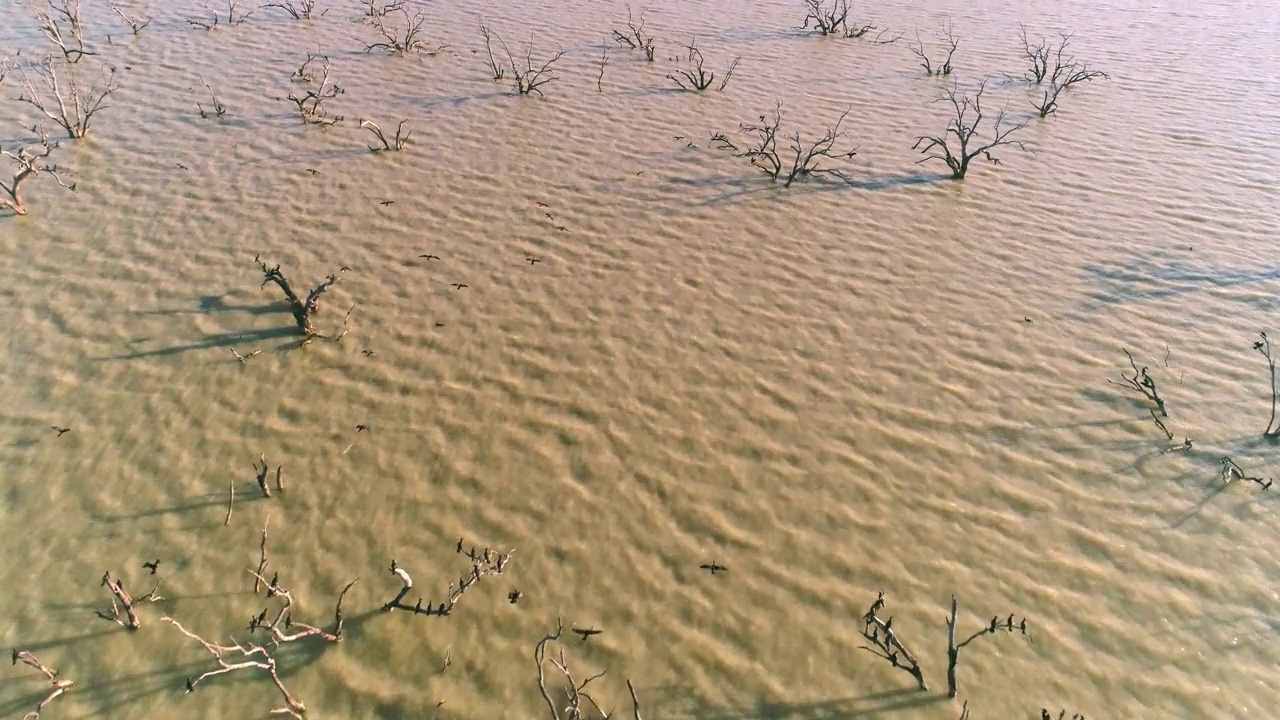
(494, 35), (567, 98)
(666, 38), (740, 92)
(945, 594), (1030, 697)
(860, 591), (927, 690)
(31, 0), (93, 63)
(908, 23), (958, 75)
(480, 24), (505, 80)
(163, 617), (307, 718)
(253, 255), (341, 340)
(612, 5), (655, 61)
(1105, 347), (1167, 416)
(187, 0), (254, 29)
(1, 125), (74, 216)
(1255, 332), (1280, 436)
(1221, 456), (1273, 491)
(11, 650), (74, 719)
(912, 79), (1030, 179)
(360, 119), (410, 151)
(16, 57), (119, 139)
(196, 74), (226, 118)
(284, 55), (343, 125)
(97, 570), (161, 629)
(711, 102), (859, 187)
(110, 4), (151, 34)
(265, 0), (322, 20)
(364, 6), (444, 54)
(383, 545), (514, 616)
(800, 0), (848, 36)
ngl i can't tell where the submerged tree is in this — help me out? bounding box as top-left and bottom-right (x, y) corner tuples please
(913, 79), (1030, 179)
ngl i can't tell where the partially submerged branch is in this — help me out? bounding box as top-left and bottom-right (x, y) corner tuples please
(196, 74), (226, 118)
(11, 650), (73, 719)
(535, 618), (635, 720)
(908, 24), (959, 76)
(254, 255), (341, 339)
(800, 0), (848, 36)
(1, 125), (75, 216)
(1106, 347), (1167, 417)
(265, 0), (321, 20)
(1019, 26), (1109, 116)
(667, 39), (740, 92)
(110, 4), (151, 35)
(480, 24), (505, 80)
(711, 102), (859, 187)
(1221, 457), (1273, 491)
(1255, 332), (1280, 436)
(612, 5), (655, 61)
(97, 570), (161, 629)
(383, 545), (514, 616)
(860, 592), (927, 690)
(32, 0), (93, 63)
(496, 36), (567, 98)
(360, 118), (410, 151)
(285, 55), (343, 125)
(188, 0), (255, 29)
(944, 595), (1029, 698)
(365, 6), (444, 54)
(913, 78), (1030, 179)
(163, 617), (307, 718)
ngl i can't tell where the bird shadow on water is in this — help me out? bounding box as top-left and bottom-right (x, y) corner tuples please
(650, 685), (948, 719)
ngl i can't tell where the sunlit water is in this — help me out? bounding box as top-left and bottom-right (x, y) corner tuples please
(1, 0), (1279, 718)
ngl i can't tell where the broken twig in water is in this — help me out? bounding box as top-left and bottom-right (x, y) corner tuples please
(1107, 347), (1167, 417)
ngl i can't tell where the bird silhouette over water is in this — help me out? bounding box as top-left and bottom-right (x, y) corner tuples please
(419, 254), (440, 260)
(536, 201), (548, 208)
(50, 426), (70, 436)
(451, 283), (468, 290)
(572, 626), (601, 641)
(555, 226), (567, 232)
(142, 559), (160, 575)
(543, 212), (554, 220)
(699, 561), (727, 575)
(361, 349), (375, 356)
(306, 168), (320, 176)
(526, 257), (541, 265)
(379, 200), (395, 206)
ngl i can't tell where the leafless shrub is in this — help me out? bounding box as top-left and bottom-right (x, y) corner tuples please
(846, 24), (903, 43)
(1, 125), (74, 216)
(667, 39), (740, 92)
(1105, 347), (1167, 417)
(480, 24), (505, 80)
(284, 55), (343, 125)
(1255, 333), (1280, 437)
(109, 4), (152, 34)
(494, 35), (567, 98)
(944, 595), (1030, 697)
(265, 0), (322, 19)
(32, 0), (93, 63)
(710, 102), (859, 187)
(360, 118), (410, 151)
(196, 74), (226, 118)
(254, 255), (341, 340)
(360, 0), (403, 17)
(1031, 62), (1107, 117)
(1221, 457), (1273, 491)
(291, 52), (322, 82)
(365, 6), (444, 54)
(16, 57), (119, 139)
(534, 618), (645, 720)
(908, 24), (958, 76)
(611, 5), (655, 61)
(188, 0), (255, 29)
(912, 79), (1029, 180)
(800, 0), (848, 36)
(11, 650), (74, 719)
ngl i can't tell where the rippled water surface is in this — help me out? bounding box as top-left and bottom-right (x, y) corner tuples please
(1, 0), (1279, 718)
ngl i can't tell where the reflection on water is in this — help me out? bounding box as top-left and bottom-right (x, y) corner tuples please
(1, 0), (1279, 719)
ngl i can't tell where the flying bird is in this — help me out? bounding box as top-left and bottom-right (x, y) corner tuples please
(50, 426), (70, 436)
(699, 561), (727, 575)
(555, 226), (567, 232)
(536, 201), (548, 208)
(526, 257), (541, 265)
(543, 212), (554, 220)
(306, 168), (320, 175)
(361, 349), (375, 356)
(451, 283), (468, 290)
(176, 163), (188, 170)
(419, 254), (440, 260)
(379, 200), (395, 206)
(142, 559), (160, 575)
(572, 626), (602, 641)
(435, 322), (445, 327)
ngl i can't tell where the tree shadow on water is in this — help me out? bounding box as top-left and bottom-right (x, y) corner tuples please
(651, 685), (949, 720)
(96, 326), (301, 362)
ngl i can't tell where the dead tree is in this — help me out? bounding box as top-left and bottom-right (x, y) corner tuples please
(32, 0), (93, 63)
(1032, 63), (1108, 117)
(265, 0), (321, 19)
(535, 618), (644, 720)
(480, 24), (505, 80)
(196, 74), (226, 118)
(597, 40), (609, 91)
(109, 4), (152, 34)
(11, 650), (74, 719)
(254, 255), (341, 339)
(1017, 27), (1108, 117)
(612, 5), (656, 61)
(188, 0), (254, 29)
(97, 571), (161, 629)
(667, 39), (740, 92)
(284, 55), (343, 125)
(360, 119), (410, 151)
(383, 546), (514, 616)
(291, 52), (322, 83)
(1, 126), (75, 216)
(800, 0), (848, 36)
(1221, 457), (1273, 491)
(913, 79), (1030, 179)
(1255, 333), (1280, 436)
(497, 37), (567, 98)
(253, 454), (283, 498)
(908, 24), (959, 76)
(1106, 347), (1167, 417)
(710, 102), (859, 187)
(944, 595), (1029, 697)
(16, 57), (119, 139)
(365, 6), (443, 54)
(860, 592), (927, 690)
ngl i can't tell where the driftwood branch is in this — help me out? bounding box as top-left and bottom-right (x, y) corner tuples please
(360, 118), (410, 151)
(860, 591), (927, 690)
(383, 544), (514, 616)
(265, 0), (321, 20)
(944, 594), (1029, 697)
(11, 650), (74, 720)
(253, 453), (282, 498)
(913, 78), (1030, 179)
(494, 35), (567, 98)
(32, 0), (93, 63)
(16, 57), (119, 139)
(254, 255), (341, 339)
(612, 5), (655, 61)
(596, 40), (609, 91)
(255, 514), (270, 593)
(163, 617), (306, 718)
(1106, 347), (1167, 417)
(480, 24), (506, 80)
(1221, 457), (1273, 491)
(711, 102), (859, 187)
(1, 125), (74, 216)
(666, 39), (740, 92)
(364, 6), (443, 54)
(110, 4), (151, 35)
(284, 55), (343, 125)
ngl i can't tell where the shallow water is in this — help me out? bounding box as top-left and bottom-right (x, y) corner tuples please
(1, 0), (1279, 718)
